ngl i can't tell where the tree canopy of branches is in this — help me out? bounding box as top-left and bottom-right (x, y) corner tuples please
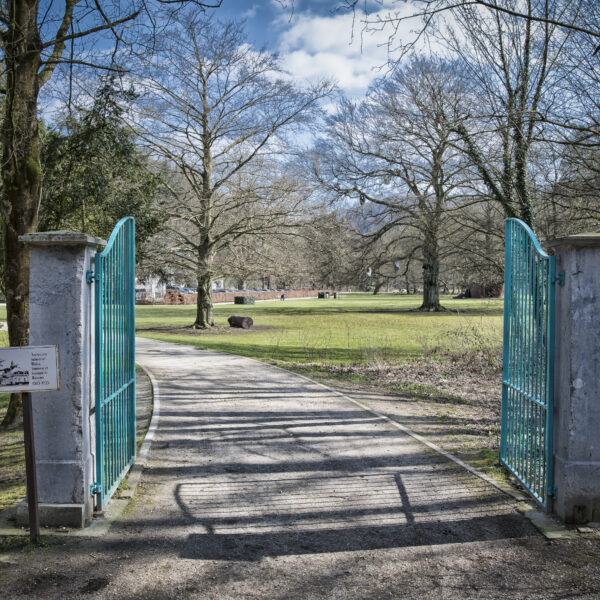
(340, 0), (600, 54)
(338, 1), (600, 230)
(316, 58), (468, 310)
(0, 0), (220, 427)
(135, 15), (333, 328)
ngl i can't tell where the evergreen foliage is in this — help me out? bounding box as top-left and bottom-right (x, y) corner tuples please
(39, 79), (163, 253)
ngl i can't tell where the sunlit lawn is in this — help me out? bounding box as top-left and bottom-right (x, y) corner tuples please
(0, 392), (24, 512)
(0, 321), (24, 512)
(136, 293), (504, 367)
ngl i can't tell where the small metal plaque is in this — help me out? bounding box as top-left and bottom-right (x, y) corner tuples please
(0, 346), (60, 392)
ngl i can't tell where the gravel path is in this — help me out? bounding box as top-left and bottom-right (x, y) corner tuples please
(1, 338), (599, 599)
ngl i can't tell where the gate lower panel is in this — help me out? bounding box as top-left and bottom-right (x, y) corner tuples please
(501, 218), (556, 508)
(93, 217), (136, 509)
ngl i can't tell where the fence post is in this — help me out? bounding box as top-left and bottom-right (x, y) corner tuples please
(547, 233), (600, 523)
(16, 232), (106, 528)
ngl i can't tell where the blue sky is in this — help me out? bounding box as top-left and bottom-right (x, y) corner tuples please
(211, 1), (349, 50)
(204, 0), (417, 97)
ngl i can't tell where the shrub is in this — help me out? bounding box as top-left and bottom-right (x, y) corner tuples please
(234, 295), (255, 305)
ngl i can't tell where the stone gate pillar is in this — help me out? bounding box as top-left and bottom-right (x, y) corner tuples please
(17, 232), (106, 528)
(548, 233), (600, 523)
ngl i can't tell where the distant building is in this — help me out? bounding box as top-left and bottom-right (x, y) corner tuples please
(0, 361), (29, 386)
(135, 277), (166, 300)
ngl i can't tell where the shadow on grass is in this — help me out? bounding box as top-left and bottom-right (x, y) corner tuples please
(135, 335), (415, 364)
(137, 325), (278, 335)
(136, 300), (504, 322)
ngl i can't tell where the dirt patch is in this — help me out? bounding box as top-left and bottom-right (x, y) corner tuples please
(79, 576), (110, 594)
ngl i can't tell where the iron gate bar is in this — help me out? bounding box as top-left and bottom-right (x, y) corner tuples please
(94, 217), (136, 509)
(501, 218), (555, 508)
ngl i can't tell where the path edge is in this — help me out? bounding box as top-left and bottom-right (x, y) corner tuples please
(119, 363), (161, 499)
(261, 362), (578, 539)
(263, 361), (526, 501)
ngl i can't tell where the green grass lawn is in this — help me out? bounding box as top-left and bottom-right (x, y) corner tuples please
(137, 294), (507, 481)
(136, 294), (503, 367)
(0, 392), (25, 512)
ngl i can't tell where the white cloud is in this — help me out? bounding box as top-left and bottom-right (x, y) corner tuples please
(242, 4), (258, 19)
(275, 5), (422, 97)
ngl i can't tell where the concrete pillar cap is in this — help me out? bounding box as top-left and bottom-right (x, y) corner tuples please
(546, 233), (600, 249)
(19, 231), (107, 247)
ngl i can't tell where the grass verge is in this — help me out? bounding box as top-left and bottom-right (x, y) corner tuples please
(136, 294), (502, 365)
(0, 392), (25, 512)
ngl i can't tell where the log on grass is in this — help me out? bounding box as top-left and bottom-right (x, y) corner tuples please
(228, 315), (254, 329)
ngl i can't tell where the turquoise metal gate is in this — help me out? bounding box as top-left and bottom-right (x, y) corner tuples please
(501, 218), (557, 508)
(92, 217), (136, 509)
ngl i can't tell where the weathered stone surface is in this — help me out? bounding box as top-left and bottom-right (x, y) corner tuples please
(18, 231), (104, 527)
(20, 231), (106, 247)
(551, 234), (600, 523)
(16, 502), (88, 529)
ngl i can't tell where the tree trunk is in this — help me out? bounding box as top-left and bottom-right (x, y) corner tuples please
(194, 248), (215, 328)
(194, 271), (214, 328)
(419, 229), (443, 312)
(0, 2), (43, 428)
(373, 281), (384, 295)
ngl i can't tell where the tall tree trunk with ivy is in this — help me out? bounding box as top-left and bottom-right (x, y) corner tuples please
(0, 1), (43, 427)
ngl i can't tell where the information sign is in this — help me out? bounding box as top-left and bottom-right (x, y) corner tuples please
(0, 346), (60, 392)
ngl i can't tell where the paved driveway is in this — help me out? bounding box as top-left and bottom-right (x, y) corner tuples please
(2, 338), (598, 600)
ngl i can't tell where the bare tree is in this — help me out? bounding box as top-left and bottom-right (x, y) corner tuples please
(339, 1), (594, 230)
(444, 1), (573, 227)
(316, 58), (468, 310)
(134, 16), (332, 327)
(340, 0), (599, 53)
(0, 1), (221, 426)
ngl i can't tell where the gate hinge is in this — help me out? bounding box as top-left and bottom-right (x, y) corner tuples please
(90, 482), (102, 496)
(552, 272), (565, 286)
(85, 270), (100, 283)
(547, 485), (557, 500)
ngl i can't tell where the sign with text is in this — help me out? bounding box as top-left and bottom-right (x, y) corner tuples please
(0, 346), (60, 392)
